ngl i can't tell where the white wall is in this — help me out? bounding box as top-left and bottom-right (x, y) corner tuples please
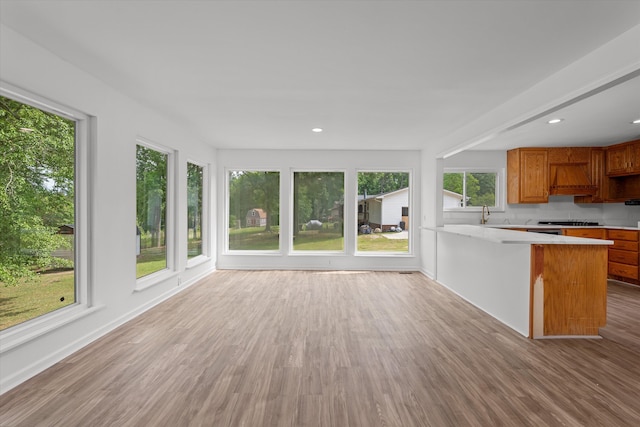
(0, 24), (216, 393)
(419, 146), (441, 278)
(442, 150), (640, 227)
(216, 149), (421, 271)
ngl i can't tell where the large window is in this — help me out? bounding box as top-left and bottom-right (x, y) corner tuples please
(357, 172), (409, 253)
(0, 95), (76, 331)
(228, 171), (280, 251)
(293, 171), (344, 251)
(443, 170), (500, 210)
(136, 143), (170, 278)
(187, 162), (204, 259)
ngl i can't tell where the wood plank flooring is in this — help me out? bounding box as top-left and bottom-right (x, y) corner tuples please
(2, 271), (640, 426)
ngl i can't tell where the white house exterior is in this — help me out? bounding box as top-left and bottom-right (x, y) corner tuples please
(359, 187), (408, 231)
(443, 189), (464, 209)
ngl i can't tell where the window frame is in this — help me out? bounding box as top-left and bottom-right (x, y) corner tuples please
(225, 169), (282, 255)
(0, 82), (94, 348)
(290, 169), (346, 255)
(442, 167), (505, 212)
(354, 169), (413, 256)
(186, 160), (209, 268)
(134, 137), (176, 290)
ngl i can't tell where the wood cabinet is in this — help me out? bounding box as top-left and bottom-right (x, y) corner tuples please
(531, 244), (607, 337)
(606, 229), (639, 282)
(605, 139), (640, 176)
(547, 147), (590, 164)
(563, 228), (606, 239)
(507, 148), (548, 204)
(574, 148), (605, 203)
(508, 139), (640, 203)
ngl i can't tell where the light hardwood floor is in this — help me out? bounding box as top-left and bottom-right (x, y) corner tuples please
(1, 271), (640, 426)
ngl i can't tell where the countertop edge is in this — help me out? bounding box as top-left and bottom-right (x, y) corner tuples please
(426, 225), (614, 245)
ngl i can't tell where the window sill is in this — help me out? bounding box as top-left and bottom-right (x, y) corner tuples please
(224, 250), (282, 256)
(355, 252), (413, 257)
(0, 304), (104, 354)
(134, 269), (177, 292)
(289, 251), (347, 256)
(186, 255), (211, 269)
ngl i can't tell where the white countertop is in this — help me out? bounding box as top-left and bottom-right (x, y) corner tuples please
(486, 224), (639, 231)
(430, 225), (614, 245)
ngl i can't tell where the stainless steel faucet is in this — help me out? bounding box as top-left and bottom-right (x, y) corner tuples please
(481, 205), (490, 224)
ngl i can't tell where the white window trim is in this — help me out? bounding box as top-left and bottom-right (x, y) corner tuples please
(135, 137), (176, 290)
(186, 160), (210, 268)
(0, 81), (94, 348)
(443, 167), (505, 212)
(354, 169), (413, 256)
(224, 168), (282, 255)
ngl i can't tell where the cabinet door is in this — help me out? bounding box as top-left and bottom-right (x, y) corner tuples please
(574, 148), (605, 203)
(563, 228), (605, 239)
(520, 150), (548, 203)
(628, 142), (640, 173)
(590, 148), (605, 202)
(607, 229), (639, 242)
(606, 145), (629, 175)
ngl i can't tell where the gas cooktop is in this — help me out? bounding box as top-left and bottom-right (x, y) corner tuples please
(538, 221), (600, 226)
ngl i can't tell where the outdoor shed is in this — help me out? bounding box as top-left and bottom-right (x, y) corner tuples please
(246, 208), (267, 227)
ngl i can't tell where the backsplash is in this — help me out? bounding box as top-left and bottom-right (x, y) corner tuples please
(444, 196), (640, 227)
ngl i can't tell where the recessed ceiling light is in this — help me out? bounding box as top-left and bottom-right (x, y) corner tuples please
(547, 118), (564, 124)
(312, 128), (323, 133)
(632, 119), (640, 124)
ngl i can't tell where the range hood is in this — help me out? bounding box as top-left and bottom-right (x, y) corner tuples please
(549, 164), (597, 196)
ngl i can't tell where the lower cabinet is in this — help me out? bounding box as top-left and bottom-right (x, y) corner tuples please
(563, 228), (606, 239)
(562, 228), (639, 283)
(607, 229), (639, 282)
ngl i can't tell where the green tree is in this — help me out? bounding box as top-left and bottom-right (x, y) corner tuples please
(136, 145), (167, 248)
(0, 96), (74, 284)
(358, 172), (409, 196)
(187, 163), (203, 255)
(468, 173), (496, 206)
(443, 173), (463, 195)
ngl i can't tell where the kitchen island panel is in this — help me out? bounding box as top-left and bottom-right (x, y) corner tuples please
(433, 225), (610, 339)
(535, 244), (607, 337)
(436, 231), (531, 337)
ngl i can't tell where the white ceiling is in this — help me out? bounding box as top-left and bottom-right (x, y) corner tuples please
(1, 0), (639, 153)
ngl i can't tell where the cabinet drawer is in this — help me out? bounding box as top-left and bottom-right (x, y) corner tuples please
(563, 228), (605, 239)
(611, 240), (638, 251)
(607, 229), (639, 241)
(609, 261), (638, 279)
(609, 249), (639, 265)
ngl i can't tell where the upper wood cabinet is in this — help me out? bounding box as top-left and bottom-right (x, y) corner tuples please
(605, 139), (640, 176)
(547, 147), (590, 165)
(507, 148), (548, 204)
(574, 148), (605, 203)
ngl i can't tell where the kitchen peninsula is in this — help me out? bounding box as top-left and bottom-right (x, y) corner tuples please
(432, 225), (612, 339)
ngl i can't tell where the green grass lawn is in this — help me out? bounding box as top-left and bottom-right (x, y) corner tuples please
(136, 247), (167, 278)
(0, 270), (75, 331)
(228, 227), (407, 252)
(293, 230), (344, 251)
(229, 226), (280, 250)
(357, 234), (409, 252)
